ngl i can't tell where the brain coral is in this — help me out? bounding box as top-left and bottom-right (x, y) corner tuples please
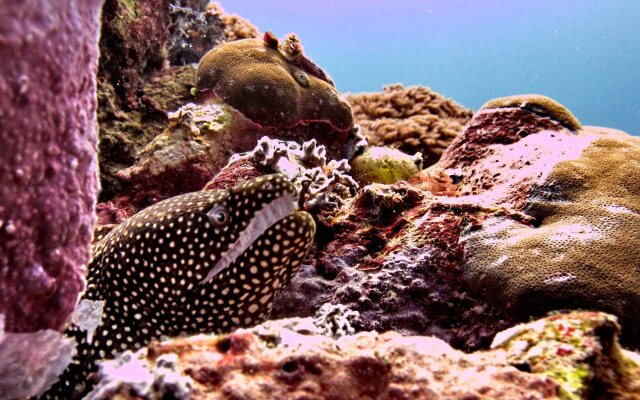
(196, 33), (353, 131)
(462, 133), (640, 342)
(346, 84), (473, 166)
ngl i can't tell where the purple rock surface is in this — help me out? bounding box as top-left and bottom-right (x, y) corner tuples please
(0, 0), (103, 334)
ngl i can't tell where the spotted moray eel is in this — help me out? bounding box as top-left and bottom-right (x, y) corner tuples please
(42, 174), (315, 398)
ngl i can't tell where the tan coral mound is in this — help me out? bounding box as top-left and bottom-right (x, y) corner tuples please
(463, 132), (640, 339)
(86, 311), (640, 400)
(346, 84), (473, 166)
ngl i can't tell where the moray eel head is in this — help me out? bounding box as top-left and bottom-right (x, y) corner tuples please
(92, 173), (316, 338)
(48, 174), (315, 398)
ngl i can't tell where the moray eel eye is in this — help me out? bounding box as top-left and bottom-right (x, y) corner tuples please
(292, 67), (310, 87)
(207, 204), (230, 226)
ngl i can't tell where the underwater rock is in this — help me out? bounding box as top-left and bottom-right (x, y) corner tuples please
(0, 0), (102, 341)
(350, 146), (423, 185)
(346, 84), (473, 166)
(491, 311), (640, 400)
(97, 65), (197, 202)
(438, 94), (588, 209)
(100, 0), (253, 107)
(196, 32), (355, 158)
(99, 31), (358, 207)
(87, 311), (640, 400)
(208, 1), (260, 42)
(112, 102), (240, 212)
(0, 0), (103, 396)
(272, 180), (516, 350)
(97, 1), (256, 201)
(99, 0), (170, 109)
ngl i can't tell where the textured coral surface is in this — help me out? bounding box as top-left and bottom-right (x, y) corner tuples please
(347, 84), (473, 165)
(463, 134), (640, 343)
(0, 0), (103, 397)
(0, 0), (102, 334)
(88, 311), (640, 400)
(10, 1), (637, 397)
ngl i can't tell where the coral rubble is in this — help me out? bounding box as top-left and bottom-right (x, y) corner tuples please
(4, 0), (637, 396)
(87, 311), (640, 400)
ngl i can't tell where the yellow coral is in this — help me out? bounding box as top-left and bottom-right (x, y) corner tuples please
(350, 146), (422, 185)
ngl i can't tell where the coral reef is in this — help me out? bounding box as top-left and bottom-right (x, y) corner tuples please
(6, 0), (633, 395)
(87, 311), (640, 400)
(351, 146), (423, 185)
(207, 2), (260, 42)
(346, 84), (473, 166)
(491, 311), (640, 400)
(98, 22), (356, 209)
(112, 102), (237, 211)
(97, 0), (258, 202)
(99, 0), (258, 108)
(272, 94), (640, 352)
(482, 94), (582, 131)
(96, 66), (196, 201)
(108, 100), (362, 216)
(272, 180), (516, 350)
(196, 33), (353, 132)
(99, 0), (170, 109)
(0, 0), (103, 397)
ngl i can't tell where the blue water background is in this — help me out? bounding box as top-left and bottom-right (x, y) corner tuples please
(222, 0), (640, 135)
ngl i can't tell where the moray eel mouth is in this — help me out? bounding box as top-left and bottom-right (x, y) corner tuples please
(45, 174), (315, 399)
(202, 177), (300, 284)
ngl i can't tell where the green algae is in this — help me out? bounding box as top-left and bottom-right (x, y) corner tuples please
(351, 146), (422, 185)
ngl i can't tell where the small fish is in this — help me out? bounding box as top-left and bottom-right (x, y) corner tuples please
(42, 174), (315, 398)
